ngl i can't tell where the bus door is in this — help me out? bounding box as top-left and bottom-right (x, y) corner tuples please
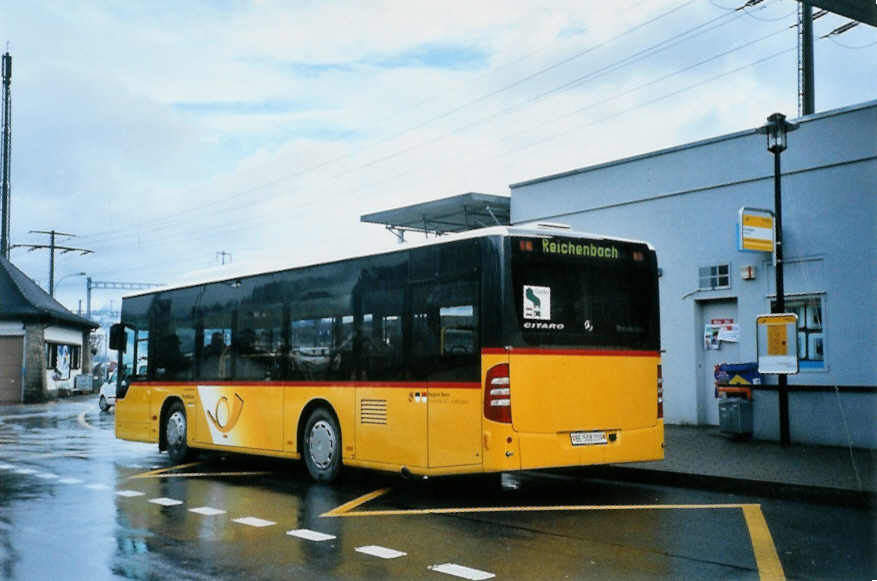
(412, 279), (482, 469)
(354, 284), (428, 470)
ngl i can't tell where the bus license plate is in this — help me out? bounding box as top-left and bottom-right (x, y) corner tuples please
(570, 431), (607, 446)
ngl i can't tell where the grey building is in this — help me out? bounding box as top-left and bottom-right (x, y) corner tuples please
(510, 100), (876, 448)
(0, 257), (98, 403)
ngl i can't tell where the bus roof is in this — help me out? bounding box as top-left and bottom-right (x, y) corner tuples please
(123, 224), (654, 300)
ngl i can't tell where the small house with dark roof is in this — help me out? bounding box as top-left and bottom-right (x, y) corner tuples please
(0, 257), (98, 403)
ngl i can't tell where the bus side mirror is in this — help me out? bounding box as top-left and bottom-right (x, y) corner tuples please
(110, 324), (127, 352)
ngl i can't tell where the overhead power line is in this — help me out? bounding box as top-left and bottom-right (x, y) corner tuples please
(821, 21), (859, 38)
(77, 1), (811, 271)
(78, 3), (747, 254)
(78, 0), (701, 246)
(89, 35), (804, 268)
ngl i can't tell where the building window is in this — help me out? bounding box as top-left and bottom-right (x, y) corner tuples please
(698, 264), (730, 290)
(45, 342), (80, 379)
(71, 345), (81, 370)
(771, 296), (824, 369)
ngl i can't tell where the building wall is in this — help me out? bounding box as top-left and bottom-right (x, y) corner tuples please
(23, 323), (47, 403)
(510, 101), (877, 448)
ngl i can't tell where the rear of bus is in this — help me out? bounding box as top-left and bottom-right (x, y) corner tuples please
(481, 231), (663, 472)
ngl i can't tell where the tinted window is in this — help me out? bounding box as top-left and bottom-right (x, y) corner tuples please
(509, 237), (659, 350)
(411, 278), (479, 381)
(122, 238), (486, 383)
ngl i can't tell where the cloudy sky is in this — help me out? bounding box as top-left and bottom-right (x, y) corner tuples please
(2, 0), (875, 316)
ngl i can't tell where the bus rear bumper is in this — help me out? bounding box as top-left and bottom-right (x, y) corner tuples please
(514, 421), (664, 470)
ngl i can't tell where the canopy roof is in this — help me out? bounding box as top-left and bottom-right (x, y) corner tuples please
(361, 193), (510, 237)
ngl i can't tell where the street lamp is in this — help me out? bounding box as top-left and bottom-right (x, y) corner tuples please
(759, 112), (799, 448)
(55, 271), (86, 291)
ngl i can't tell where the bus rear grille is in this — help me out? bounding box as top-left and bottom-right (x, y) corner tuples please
(360, 399), (387, 425)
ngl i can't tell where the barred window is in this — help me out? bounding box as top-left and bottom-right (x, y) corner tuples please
(698, 264), (730, 290)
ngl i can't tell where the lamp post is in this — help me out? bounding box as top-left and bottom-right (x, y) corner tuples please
(763, 112), (798, 448)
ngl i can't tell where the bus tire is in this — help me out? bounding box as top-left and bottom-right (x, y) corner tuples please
(164, 400), (192, 464)
(302, 407), (341, 482)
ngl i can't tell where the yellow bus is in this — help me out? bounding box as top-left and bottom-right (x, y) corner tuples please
(110, 225), (663, 481)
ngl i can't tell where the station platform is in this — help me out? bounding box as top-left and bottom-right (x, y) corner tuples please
(592, 424), (876, 505)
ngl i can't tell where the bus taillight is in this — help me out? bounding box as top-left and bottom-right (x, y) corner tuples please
(484, 363), (512, 423)
(657, 364), (664, 419)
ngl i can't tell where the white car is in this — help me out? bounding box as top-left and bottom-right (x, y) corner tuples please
(98, 373), (117, 412)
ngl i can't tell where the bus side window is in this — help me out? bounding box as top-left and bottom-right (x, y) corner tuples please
(201, 327), (231, 380)
(135, 331), (149, 377)
(236, 305), (284, 380)
(411, 279), (478, 382)
(360, 288), (405, 381)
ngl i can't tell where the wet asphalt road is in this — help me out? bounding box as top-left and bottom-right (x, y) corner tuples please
(0, 396), (874, 580)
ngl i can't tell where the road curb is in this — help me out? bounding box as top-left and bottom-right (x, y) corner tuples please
(583, 466), (876, 508)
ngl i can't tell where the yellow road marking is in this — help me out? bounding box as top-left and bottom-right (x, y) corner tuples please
(743, 505), (786, 581)
(128, 461), (203, 479)
(326, 502), (754, 518)
(324, 494), (785, 581)
(321, 487), (391, 517)
(131, 470), (272, 479)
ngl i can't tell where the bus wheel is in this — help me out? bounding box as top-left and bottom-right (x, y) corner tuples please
(165, 401), (191, 464)
(303, 408), (341, 482)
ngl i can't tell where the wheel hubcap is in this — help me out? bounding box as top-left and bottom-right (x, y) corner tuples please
(167, 411), (186, 446)
(308, 420), (335, 469)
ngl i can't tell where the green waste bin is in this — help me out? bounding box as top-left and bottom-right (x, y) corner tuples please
(718, 397), (753, 437)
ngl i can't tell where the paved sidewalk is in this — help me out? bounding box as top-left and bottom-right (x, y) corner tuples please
(600, 425), (876, 504)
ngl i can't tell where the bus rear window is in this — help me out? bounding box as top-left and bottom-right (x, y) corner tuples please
(509, 237), (659, 350)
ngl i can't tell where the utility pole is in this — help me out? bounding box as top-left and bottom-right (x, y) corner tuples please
(216, 251), (232, 265)
(1, 51), (11, 260)
(11, 230), (93, 296)
(797, 2), (816, 116)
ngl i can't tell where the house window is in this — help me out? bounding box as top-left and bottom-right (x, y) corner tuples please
(698, 264), (730, 290)
(45, 343), (82, 372)
(771, 296), (824, 369)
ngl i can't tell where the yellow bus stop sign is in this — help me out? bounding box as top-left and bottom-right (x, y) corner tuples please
(738, 207), (775, 253)
(756, 314), (798, 374)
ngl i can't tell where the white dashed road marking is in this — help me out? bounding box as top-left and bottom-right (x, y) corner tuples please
(428, 563), (496, 580)
(286, 529), (336, 542)
(355, 545), (407, 559)
(189, 507), (227, 516)
(2, 460), (506, 579)
(232, 517), (276, 527)
(149, 497), (184, 506)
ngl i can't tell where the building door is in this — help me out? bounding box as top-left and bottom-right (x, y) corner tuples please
(0, 336), (23, 403)
(697, 299), (739, 425)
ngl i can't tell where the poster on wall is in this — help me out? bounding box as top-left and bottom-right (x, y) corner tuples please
(704, 325), (721, 350)
(56, 345), (71, 380)
(704, 319), (740, 350)
(717, 324), (740, 342)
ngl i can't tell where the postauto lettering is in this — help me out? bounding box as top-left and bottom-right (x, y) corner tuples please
(542, 239), (620, 260)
